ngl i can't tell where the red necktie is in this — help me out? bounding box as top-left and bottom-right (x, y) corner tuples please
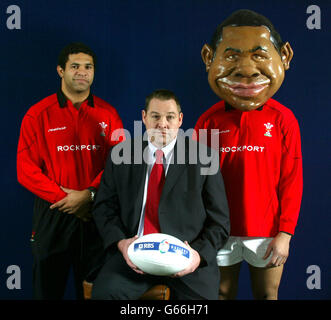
(143, 149), (165, 235)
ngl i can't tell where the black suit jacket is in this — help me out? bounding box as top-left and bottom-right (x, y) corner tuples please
(93, 135), (230, 299)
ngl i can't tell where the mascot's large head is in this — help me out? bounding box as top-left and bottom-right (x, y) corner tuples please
(202, 9), (293, 111)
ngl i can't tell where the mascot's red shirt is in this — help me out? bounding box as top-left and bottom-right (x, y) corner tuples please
(17, 91), (125, 204)
(194, 99), (303, 237)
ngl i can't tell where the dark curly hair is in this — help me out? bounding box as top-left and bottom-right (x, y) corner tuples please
(210, 9), (284, 55)
(57, 42), (97, 70)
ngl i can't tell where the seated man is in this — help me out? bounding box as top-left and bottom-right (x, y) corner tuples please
(92, 89), (230, 300)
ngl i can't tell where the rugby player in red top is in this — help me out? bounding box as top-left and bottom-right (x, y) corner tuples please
(17, 42), (125, 299)
(194, 10), (303, 299)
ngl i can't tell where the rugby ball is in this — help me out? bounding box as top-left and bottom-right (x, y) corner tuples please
(127, 233), (192, 276)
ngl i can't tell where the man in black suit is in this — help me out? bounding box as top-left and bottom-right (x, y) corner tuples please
(92, 89), (230, 300)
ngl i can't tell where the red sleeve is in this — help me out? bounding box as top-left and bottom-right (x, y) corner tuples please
(278, 119), (303, 235)
(17, 114), (67, 203)
(89, 109), (126, 189)
(89, 170), (104, 190)
(194, 116), (218, 150)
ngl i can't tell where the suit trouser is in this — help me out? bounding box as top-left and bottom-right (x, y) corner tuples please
(91, 249), (205, 300)
(31, 197), (105, 300)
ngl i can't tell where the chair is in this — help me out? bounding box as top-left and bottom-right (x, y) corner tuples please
(83, 280), (170, 300)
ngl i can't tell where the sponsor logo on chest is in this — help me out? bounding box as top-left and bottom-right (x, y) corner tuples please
(218, 122), (275, 153)
(220, 145), (265, 153)
(48, 126), (67, 132)
(57, 145), (101, 152)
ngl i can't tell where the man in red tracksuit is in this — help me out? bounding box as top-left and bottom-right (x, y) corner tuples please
(194, 10), (302, 299)
(17, 42), (125, 299)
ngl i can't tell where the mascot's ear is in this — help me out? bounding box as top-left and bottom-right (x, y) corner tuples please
(280, 42), (293, 71)
(201, 44), (214, 72)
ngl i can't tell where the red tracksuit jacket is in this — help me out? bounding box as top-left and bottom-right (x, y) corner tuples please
(194, 99), (303, 237)
(17, 91), (125, 204)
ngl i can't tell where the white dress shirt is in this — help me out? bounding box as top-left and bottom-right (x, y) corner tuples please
(137, 137), (177, 236)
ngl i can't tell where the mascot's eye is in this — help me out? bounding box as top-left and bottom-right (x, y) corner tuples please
(253, 54), (267, 61)
(226, 54), (238, 61)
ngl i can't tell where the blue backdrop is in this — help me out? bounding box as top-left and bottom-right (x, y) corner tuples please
(0, 0), (330, 299)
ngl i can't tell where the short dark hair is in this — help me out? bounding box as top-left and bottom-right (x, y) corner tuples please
(57, 42), (97, 70)
(210, 9), (284, 55)
(145, 89), (182, 113)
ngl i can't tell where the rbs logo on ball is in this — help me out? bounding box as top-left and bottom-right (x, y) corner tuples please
(134, 240), (190, 258)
